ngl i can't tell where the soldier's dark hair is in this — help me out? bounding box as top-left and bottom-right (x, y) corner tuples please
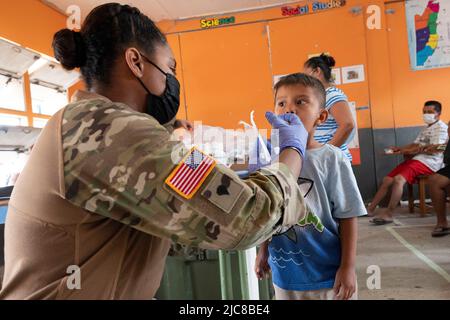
(304, 53), (336, 83)
(274, 73), (326, 108)
(52, 3), (168, 90)
(424, 100), (442, 114)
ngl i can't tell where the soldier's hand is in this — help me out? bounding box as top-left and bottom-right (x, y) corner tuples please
(265, 112), (308, 159)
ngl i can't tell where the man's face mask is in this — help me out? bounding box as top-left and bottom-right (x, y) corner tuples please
(137, 52), (180, 125)
(423, 113), (436, 125)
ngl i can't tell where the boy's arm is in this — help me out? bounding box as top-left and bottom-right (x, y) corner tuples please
(328, 153), (364, 300)
(254, 240), (271, 280)
(334, 217), (358, 300)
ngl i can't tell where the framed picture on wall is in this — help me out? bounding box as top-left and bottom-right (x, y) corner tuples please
(341, 65), (365, 84)
(331, 68), (341, 85)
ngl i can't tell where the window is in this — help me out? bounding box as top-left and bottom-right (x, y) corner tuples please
(0, 114), (28, 126)
(0, 151), (29, 187)
(0, 74), (25, 111)
(32, 117), (49, 128)
(0, 38), (80, 128)
(31, 83), (67, 116)
(29, 58), (79, 117)
(29, 60), (80, 89)
(0, 38), (41, 76)
(0, 125), (41, 187)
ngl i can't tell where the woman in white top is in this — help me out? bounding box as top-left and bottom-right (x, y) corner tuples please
(304, 54), (355, 161)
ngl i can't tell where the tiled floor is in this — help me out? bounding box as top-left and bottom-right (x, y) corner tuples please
(356, 206), (450, 299)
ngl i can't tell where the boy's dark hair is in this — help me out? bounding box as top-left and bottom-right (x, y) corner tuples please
(304, 53), (336, 83)
(52, 3), (167, 90)
(424, 100), (442, 114)
(274, 73), (326, 108)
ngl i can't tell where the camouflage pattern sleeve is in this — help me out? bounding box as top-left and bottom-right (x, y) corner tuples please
(61, 99), (307, 250)
(162, 117), (176, 133)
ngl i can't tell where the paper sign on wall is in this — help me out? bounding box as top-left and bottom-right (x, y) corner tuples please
(347, 101), (359, 149)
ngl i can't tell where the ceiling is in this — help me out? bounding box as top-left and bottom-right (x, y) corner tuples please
(42, 0), (303, 22)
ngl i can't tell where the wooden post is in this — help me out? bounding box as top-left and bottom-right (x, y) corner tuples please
(419, 177), (427, 217)
(407, 183), (414, 213)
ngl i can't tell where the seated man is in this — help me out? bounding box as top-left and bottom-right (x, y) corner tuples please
(368, 101), (448, 225)
(424, 122), (450, 237)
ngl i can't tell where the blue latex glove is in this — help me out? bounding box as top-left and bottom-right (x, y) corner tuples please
(265, 112), (308, 159)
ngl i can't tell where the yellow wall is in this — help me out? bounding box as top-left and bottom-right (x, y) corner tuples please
(364, 0), (396, 130)
(171, 22), (274, 129)
(0, 0), (66, 57)
(160, 0), (450, 131)
(267, 6), (370, 129)
(159, 0), (376, 131)
(2, 0), (449, 130)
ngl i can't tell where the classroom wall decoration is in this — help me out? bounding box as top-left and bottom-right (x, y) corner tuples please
(200, 16), (236, 29)
(281, 0), (346, 17)
(331, 68), (341, 85)
(347, 101), (359, 150)
(406, 0), (450, 70)
(341, 65), (365, 84)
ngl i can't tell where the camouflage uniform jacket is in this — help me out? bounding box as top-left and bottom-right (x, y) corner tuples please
(0, 91), (306, 299)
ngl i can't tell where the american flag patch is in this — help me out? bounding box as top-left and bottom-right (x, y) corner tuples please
(165, 147), (216, 199)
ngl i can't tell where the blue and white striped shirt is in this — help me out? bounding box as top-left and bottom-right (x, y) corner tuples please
(314, 87), (352, 161)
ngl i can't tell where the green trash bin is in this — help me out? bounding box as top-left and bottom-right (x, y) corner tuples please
(155, 246), (274, 300)
(155, 248), (223, 300)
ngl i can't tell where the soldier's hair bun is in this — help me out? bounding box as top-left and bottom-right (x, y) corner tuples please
(52, 29), (86, 70)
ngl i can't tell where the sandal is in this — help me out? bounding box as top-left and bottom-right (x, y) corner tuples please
(431, 227), (450, 237)
(366, 204), (376, 217)
(370, 217), (394, 225)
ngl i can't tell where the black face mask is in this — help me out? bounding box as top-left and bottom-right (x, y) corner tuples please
(137, 53), (180, 125)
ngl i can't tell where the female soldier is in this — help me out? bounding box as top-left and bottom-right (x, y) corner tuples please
(0, 3), (308, 299)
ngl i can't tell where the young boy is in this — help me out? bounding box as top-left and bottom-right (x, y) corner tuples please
(254, 73), (367, 300)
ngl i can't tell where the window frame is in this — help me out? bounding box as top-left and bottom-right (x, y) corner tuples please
(0, 72), (59, 127)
